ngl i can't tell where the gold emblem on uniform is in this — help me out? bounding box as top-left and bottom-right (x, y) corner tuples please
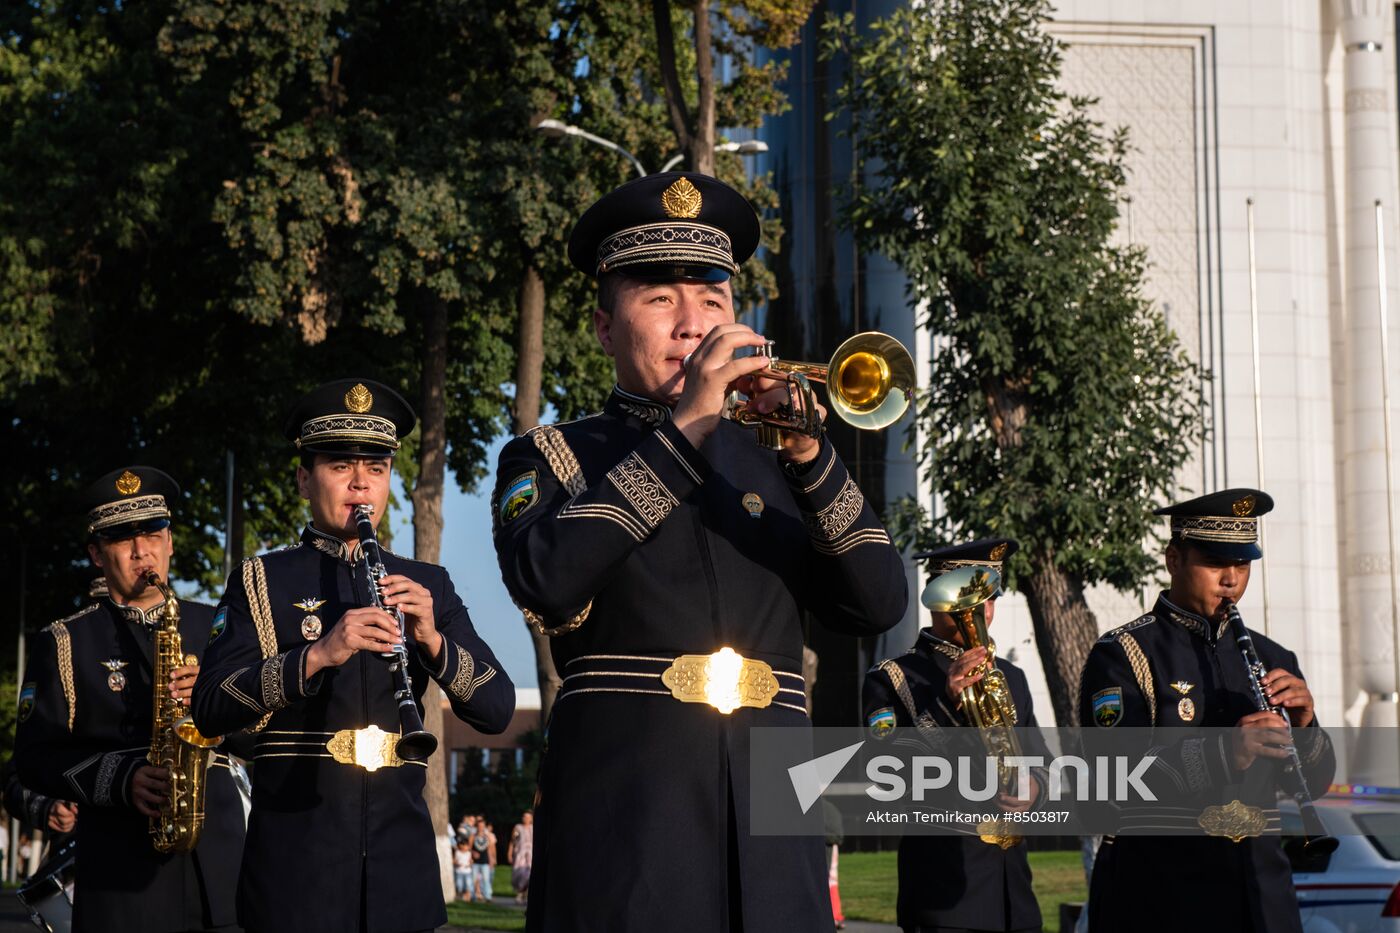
(183, 653), (198, 666)
(344, 383), (374, 413)
(301, 616), (323, 640)
(1198, 799), (1267, 842)
(1169, 681), (1194, 695)
(115, 470), (141, 495)
(989, 543), (1008, 561)
(294, 598), (327, 613)
(1233, 494), (1256, 517)
(741, 492), (764, 519)
(101, 658), (129, 692)
(1177, 697), (1196, 721)
(661, 177), (703, 218)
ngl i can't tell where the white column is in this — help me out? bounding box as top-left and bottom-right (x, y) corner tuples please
(1339, 0), (1400, 780)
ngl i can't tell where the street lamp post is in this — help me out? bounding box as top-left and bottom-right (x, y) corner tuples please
(535, 119), (769, 176)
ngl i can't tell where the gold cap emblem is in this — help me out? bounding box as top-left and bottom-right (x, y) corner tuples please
(345, 383), (373, 413)
(115, 470), (141, 495)
(661, 177), (703, 219)
(989, 543), (1008, 561)
(1232, 494), (1256, 517)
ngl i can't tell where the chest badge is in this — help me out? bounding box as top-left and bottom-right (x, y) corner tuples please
(1169, 681), (1195, 695)
(1177, 697), (1196, 721)
(741, 492), (764, 519)
(101, 659), (129, 692)
(294, 599), (326, 641)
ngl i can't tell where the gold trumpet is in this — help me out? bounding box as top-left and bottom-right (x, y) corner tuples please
(725, 331), (915, 450)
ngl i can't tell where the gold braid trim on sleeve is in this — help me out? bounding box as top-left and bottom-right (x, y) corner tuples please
(519, 425), (593, 636)
(1116, 633), (1156, 726)
(528, 425), (586, 497)
(243, 557), (280, 731)
(47, 622), (76, 732)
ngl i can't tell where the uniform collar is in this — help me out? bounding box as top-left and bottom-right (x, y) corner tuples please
(1156, 592), (1229, 642)
(918, 628), (964, 661)
(302, 524), (364, 565)
(107, 597), (162, 627)
(604, 385), (672, 427)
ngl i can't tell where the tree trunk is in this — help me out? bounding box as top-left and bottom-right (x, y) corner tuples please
(1019, 548), (1101, 729)
(229, 457), (245, 569)
(691, 0), (716, 176)
(513, 263), (563, 723)
(410, 293), (454, 902)
(652, 0), (694, 160)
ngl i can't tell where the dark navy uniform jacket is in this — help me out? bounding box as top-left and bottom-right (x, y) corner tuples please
(1078, 593), (1335, 933)
(191, 526), (515, 933)
(864, 629), (1045, 933)
(492, 387), (908, 933)
(15, 598), (246, 933)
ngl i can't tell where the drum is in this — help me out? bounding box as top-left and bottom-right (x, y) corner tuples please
(16, 836), (75, 933)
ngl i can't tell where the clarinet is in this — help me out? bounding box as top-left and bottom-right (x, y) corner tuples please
(1225, 600), (1335, 855)
(353, 505), (438, 762)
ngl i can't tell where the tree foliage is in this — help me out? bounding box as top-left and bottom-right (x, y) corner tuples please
(823, 0), (1204, 722)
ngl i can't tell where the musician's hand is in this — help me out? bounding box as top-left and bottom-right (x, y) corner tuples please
(735, 373), (828, 464)
(168, 663), (198, 708)
(1230, 710), (1294, 771)
(305, 607), (402, 677)
(672, 323), (773, 449)
(379, 574), (442, 662)
(997, 774), (1038, 814)
(1261, 668), (1315, 728)
(46, 800), (77, 833)
(946, 646), (989, 704)
(130, 765), (170, 818)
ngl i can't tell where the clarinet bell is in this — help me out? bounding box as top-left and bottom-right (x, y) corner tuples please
(395, 729), (438, 762)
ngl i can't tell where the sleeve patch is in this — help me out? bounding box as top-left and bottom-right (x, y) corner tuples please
(867, 707), (897, 739)
(499, 470), (540, 525)
(209, 605), (228, 643)
(1092, 687), (1123, 728)
(17, 682), (35, 722)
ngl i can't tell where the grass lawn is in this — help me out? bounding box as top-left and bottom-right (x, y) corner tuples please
(840, 848), (1087, 926)
(444, 853), (1087, 931)
(444, 868), (525, 931)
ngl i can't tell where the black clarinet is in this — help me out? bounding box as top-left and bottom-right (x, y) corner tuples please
(1225, 600), (1335, 855)
(353, 505), (438, 762)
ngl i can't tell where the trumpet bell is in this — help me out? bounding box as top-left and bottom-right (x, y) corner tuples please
(827, 332), (916, 431)
(921, 565), (1001, 614)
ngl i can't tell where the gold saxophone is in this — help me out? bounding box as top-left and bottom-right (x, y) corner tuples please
(145, 571), (221, 853)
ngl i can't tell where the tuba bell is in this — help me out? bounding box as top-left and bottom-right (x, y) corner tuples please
(920, 565), (1024, 797)
(724, 331), (916, 450)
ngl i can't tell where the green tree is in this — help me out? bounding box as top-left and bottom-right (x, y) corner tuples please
(823, 0), (1203, 726)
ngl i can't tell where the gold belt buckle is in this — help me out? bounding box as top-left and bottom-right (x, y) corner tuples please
(1197, 799), (1266, 842)
(326, 725), (403, 771)
(661, 647), (780, 714)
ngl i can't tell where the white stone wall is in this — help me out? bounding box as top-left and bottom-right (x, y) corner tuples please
(966, 0), (1363, 732)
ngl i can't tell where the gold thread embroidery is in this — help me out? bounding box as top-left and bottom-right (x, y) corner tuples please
(1116, 632), (1156, 726)
(528, 425), (586, 497)
(446, 644), (476, 702)
(606, 452), (677, 530)
(48, 622), (76, 732)
(804, 476), (865, 542)
(260, 654), (288, 710)
(244, 558), (280, 731)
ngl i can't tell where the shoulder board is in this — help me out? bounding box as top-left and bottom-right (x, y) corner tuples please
(45, 604), (100, 631)
(1098, 613), (1155, 644)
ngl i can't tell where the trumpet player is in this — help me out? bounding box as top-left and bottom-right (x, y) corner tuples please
(863, 539), (1045, 933)
(14, 466), (246, 933)
(1078, 488), (1335, 933)
(491, 172), (907, 932)
(191, 379), (514, 933)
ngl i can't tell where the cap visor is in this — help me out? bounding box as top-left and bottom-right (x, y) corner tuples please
(1188, 540), (1262, 562)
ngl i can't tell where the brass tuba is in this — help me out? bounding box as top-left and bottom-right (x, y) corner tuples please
(724, 331), (916, 450)
(920, 565), (1023, 796)
(145, 571), (221, 853)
